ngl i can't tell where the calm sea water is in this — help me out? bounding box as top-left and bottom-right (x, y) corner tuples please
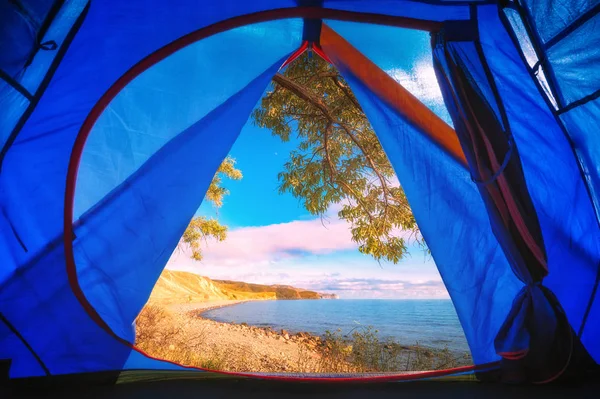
(202, 299), (470, 353)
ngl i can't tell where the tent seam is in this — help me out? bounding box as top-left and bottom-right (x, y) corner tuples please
(497, 5), (600, 228)
(557, 88), (600, 115)
(544, 3), (600, 50)
(511, 1), (565, 109)
(0, 1), (91, 172)
(0, 69), (33, 100)
(0, 311), (50, 376)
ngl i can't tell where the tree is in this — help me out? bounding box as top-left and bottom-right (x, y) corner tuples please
(252, 53), (419, 263)
(181, 156), (242, 261)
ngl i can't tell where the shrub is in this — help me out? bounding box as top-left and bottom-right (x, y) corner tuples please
(317, 326), (471, 373)
(135, 305), (220, 370)
(135, 305), (183, 347)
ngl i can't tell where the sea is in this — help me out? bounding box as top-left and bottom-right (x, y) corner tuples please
(202, 299), (470, 353)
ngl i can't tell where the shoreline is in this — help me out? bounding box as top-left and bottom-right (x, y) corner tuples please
(137, 300), (472, 373)
(188, 300), (467, 355)
(139, 299), (325, 372)
(184, 299), (325, 349)
(170, 299), (256, 317)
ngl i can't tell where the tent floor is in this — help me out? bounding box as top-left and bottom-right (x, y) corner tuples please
(6, 376), (600, 398)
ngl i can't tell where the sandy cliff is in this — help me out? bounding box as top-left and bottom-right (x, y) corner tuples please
(147, 270), (335, 304)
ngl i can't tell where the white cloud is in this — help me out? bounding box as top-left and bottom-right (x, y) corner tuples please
(170, 205), (416, 268)
(167, 234), (446, 299)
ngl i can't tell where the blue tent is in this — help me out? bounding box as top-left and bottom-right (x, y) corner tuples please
(1, 0), (599, 385)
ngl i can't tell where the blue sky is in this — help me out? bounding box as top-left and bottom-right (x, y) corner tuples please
(167, 21), (452, 299)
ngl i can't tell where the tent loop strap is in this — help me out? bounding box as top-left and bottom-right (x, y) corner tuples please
(471, 137), (514, 186)
(23, 40), (58, 69)
(38, 40), (58, 51)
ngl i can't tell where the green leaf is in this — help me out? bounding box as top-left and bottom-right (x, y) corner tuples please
(252, 53), (422, 264)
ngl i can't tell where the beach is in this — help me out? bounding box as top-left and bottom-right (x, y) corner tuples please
(136, 300), (325, 372)
(135, 299), (471, 373)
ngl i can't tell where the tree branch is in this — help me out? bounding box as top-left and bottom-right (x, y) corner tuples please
(273, 73), (333, 119)
(275, 73), (389, 196)
(274, 72), (388, 225)
(331, 75), (362, 111)
(334, 122), (392, 223)
(322, 122), (375, 223)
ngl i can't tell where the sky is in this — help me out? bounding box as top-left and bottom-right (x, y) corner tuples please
(167, 21), (452, 299)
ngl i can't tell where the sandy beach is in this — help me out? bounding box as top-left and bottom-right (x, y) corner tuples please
(136, 300), (325, 372)
(136, 298), (470, 374)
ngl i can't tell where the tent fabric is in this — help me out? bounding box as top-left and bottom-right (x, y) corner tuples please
(0, 0), (599, 383)
(430, 10), (574, 381)
(74, 19), (303, 219)
(493, 2), (600, 362)
(501, 1), (600, 220)
(323, 0), (473, 21)
(73, 53), (297, 342)
(321, 25), (521, 365)
(498, 1), (600, 368)
(478, 3), (600, 369)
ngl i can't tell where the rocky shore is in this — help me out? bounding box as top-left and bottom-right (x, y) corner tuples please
(190, 300), (324, 348)
(136, 300), (471, 374)
(137, 300), (327, 372)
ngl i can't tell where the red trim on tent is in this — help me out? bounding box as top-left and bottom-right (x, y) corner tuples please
(63, 6), (493, 380)
(281, 41), (332, 69)
(498, 349), (529, 360)
(281, 40), (309, 68)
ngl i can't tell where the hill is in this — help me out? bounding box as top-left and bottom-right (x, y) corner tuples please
(212, 280), (324, 300)
(147, 270), (335, 304)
